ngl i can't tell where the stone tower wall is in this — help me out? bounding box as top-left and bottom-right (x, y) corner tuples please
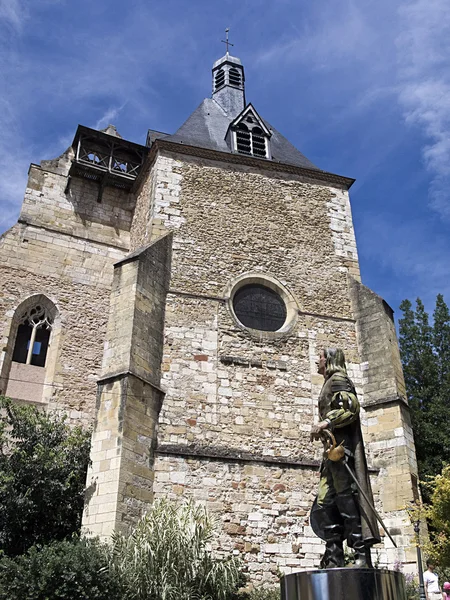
(121, 146), (418, 579)
(0, 150), (133, 423)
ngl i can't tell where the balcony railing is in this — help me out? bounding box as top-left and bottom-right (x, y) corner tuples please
(68, 125), (148, 201)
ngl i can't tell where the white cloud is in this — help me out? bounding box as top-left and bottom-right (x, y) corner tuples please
(94, 104), (128, 131)
(397, 0), (450, 219)
(0, 2), (200, 232)
(0, 0), (24, 30)
(255, 0), (450, 222)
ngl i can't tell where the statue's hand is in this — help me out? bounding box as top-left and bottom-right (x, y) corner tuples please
(310, 420), (329, 441)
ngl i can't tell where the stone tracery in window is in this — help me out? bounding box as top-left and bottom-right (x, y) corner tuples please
(12, 304), (53, 367)
(233, 284), (287, 331)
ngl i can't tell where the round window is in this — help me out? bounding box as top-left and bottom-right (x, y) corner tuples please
(232, 284), (287, 331)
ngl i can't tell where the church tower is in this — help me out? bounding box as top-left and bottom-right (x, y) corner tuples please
(82, 48), (419, 578)
(0, 42), (419, 582)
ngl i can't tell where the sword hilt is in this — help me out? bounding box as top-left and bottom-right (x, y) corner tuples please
(320, 429), (345, 462)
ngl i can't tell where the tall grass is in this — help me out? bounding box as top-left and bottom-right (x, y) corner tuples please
(109, 499), (242, 600)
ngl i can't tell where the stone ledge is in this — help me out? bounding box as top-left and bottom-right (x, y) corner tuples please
(220, 355), (288, 370)
(148, 140), (355, 190)
(168, 289), (356, 324)
(114, 231), (173, 269)
(17, 218), (129, 251)
(157, 443), (319, 468)
(98, 368), (165, 395)
(168, 288), (225, 302)
(156, 444), (380, 473)
(297, 309), (355, 324)
(363, 395), (409, 411)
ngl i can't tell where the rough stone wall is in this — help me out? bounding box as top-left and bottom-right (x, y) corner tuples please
(158, 297), (360, 458)
(0, 149), (133, 423)
(23, 153), (134, 249)
(153, 456), (323, 580)
(134, 152), (358, 318)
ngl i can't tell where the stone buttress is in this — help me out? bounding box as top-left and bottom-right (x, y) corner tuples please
(82, 233), (172, 537)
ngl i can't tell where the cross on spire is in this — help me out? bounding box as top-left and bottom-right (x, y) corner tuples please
(221, 28), (234, 54)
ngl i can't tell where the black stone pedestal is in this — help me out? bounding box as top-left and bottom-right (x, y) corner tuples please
(281, 569), (406, 600)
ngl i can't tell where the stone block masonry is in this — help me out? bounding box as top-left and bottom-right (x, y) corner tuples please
(82, 374), (163, 537)
(83, 234), (172, 537)
(152, 455), (323, 580)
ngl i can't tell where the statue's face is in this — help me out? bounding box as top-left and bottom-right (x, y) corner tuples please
(317, 350), (326, 375)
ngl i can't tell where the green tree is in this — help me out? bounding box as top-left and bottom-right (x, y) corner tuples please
(433, 294), (450, 393)
(110, 499), (243, 600)
(421, 465), (450, 568)
(0, 397), (91, 556)
(399, 296), (450, 493)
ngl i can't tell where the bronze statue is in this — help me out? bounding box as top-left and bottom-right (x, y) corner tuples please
(310, 348), (381, 568)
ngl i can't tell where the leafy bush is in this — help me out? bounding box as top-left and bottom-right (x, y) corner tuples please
(0, 537), (122, 600)
(0, 397), (91, 556)
(110, 499), (242, 600)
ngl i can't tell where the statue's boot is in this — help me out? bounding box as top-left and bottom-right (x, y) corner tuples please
(336, 493), (372, 568)
(320, 506), (345, 569)
(321, 528), (345, 568)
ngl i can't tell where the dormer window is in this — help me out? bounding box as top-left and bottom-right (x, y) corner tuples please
(215, 69), (225, 91)
(229, 68), (241, 87)
(236, 124), (267, 158)
(231, 106), (271, 159)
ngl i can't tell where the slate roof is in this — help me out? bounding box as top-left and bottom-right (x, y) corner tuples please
(147, 98), (319, 171)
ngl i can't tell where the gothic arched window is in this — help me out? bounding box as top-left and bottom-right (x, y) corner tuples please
(12, 304), (53, 367)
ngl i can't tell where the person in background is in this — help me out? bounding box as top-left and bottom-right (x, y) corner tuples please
(423, 559), (444, 600)
(442, 582), (450, 600)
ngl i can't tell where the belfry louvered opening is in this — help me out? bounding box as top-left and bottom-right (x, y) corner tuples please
(236, 124), (252, 155)
(235, 121), (268, 158)
(251, 127), (267, 158)
(214, 69), (225, 90)
(229, 67), (241, 87)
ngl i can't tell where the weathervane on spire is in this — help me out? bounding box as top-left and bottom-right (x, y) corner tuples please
(221, 28), (234, 54)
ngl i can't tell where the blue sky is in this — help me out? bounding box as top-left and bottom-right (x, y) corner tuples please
(1, 0), (449, 319)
